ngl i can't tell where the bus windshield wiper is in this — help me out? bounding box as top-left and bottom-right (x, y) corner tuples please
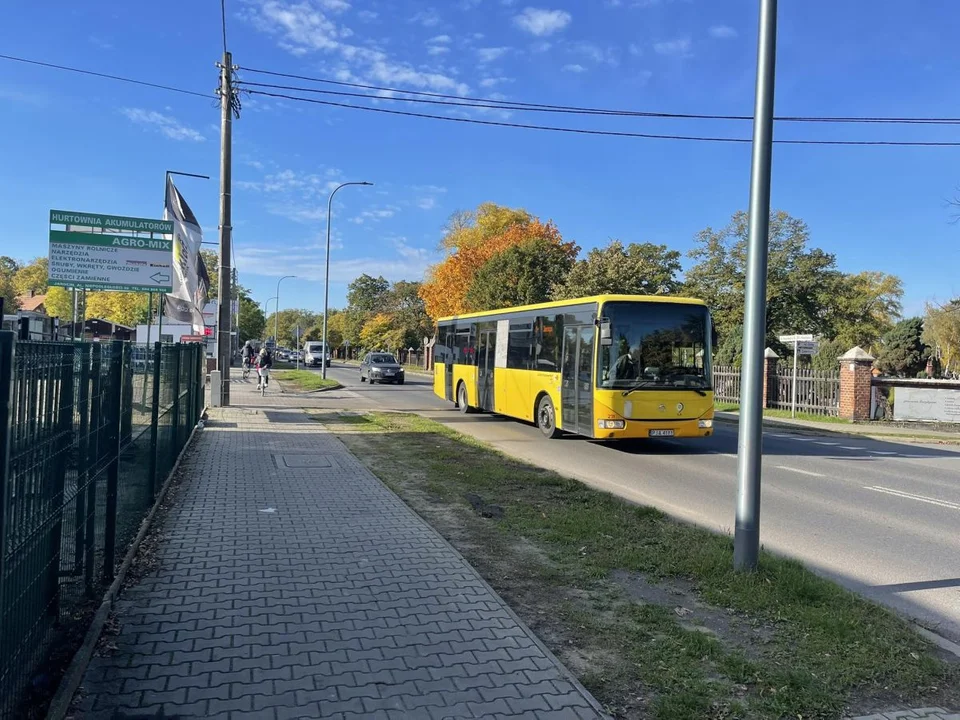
(621, 380), (657, 397)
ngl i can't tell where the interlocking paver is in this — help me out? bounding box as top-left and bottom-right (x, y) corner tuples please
(75, 381), (607, 718)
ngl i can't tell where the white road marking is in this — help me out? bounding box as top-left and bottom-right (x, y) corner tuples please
(839, 446), (862, 451)
(814, 441), (840, 446)
(775, 465), (825, 478)
(865, 486), (960, 511)
(713, 452), (737, 458)
(867, 450), (898, 456)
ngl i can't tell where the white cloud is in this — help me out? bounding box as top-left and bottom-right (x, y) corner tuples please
(427, 45), (450, 55)
(0, 87), (50, 107)
(562, 63), (586, 73)
(357, 9), (378, 21)
(319, 0), (350, 10)
(709, 25), (738, 39)
(653, 37), (692, 57)
(417, 197), (437, 210)
(429, 34), (452, 43)
(531, 41), (552, 53)
(479, 76), (514, 88)
(477, 47), (510, 63)
(236, 247), (435, 283)
(88, 35), (113, 50)
(513, 7), (571, 36)
(242, 1), (470, 95)
(628, 43), (642, 56)
(410, 8), (442, 27)
(571, 41), (619, 67)
(120, 108), (205, 142)
(501, 0), (519, 5)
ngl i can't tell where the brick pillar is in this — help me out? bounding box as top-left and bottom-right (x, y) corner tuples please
(838, 346), (875, 420)
(762, 348), (779, 408)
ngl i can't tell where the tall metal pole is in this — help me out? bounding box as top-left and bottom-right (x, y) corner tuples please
(734, 0), (779, 572)
(791, 340), (798, 418)
(216, 51), (234, 405)
(275, 276), (295, 349)
(322, 181), (372, 379)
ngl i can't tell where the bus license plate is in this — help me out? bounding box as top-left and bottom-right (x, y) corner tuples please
(649, 429), (675, 437)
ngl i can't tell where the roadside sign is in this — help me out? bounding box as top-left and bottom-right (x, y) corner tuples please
(796, 341), (818, 355)
(778, 333), (815, 343)
(48, 209), (174, 293)
(180, 334), (206, 343)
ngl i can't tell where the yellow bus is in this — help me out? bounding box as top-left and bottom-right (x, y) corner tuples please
(432, 295), (715, 440)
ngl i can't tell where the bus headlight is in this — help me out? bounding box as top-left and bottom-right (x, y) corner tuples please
(598, 419), (625, 430)
(698, 419), (713, 428)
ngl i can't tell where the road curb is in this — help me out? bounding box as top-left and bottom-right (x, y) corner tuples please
(45, 413), (206, 720)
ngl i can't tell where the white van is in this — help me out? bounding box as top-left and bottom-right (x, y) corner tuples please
(303, 342), (332, 367)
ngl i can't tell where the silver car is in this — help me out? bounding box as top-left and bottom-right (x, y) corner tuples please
(360, 353), (405, 385)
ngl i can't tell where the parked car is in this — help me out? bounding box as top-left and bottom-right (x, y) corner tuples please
(360, 352), (405, 385)
(277, 349), (290, 361)
(290, 351), (303, 361)
(303, 342), (332, 367)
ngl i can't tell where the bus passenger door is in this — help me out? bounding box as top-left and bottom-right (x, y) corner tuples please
(478, 329), (496, 412)
(561, 325), (595, 436)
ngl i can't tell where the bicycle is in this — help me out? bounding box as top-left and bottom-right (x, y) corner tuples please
(258, 366), (270, 396)
(242, 359), (251, 381)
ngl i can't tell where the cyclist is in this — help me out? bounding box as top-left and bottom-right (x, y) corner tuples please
(241, 340), (255, 379)
(256, 345), (273, 391)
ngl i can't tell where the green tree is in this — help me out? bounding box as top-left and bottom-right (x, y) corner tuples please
(0, 256), (21, 311)
(685, 210), (842, 344)
(265, 308), (319, 347)
(922, 300), (960, 376)
(829, 271), (903, 351)
(810, 338), (848, 372)
(200, 250), (220, 300)
(386, 280), (433, 348)
(85, 291), (151, 327)
(13, 257), (48, 297)
(347, 274), (390, 314)
(466, 237), (577, 311)
(45, 287), (74, 320)
(875, 317), (929, 377)
(238, 293), (266, 344)
(553, 240), (682, 300)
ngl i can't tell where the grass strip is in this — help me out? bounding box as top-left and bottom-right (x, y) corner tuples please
(314, 410), (957, 720)
(273, 370), (339, 392)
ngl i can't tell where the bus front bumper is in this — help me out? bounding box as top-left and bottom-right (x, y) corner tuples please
(592, 417), (714, 440)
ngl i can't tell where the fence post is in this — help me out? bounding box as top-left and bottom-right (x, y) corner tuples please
(0, 332), (16, 653)
(85, 343), (102, 596)
(761, 348), (779, 409)
(148, 342), (162, 497)
(197, 346), (204, 421)
(74, 345), (90, 578)
(102, 340), (124, 582)
(46, 344), (76, 619)
(171, 345), (182, 452)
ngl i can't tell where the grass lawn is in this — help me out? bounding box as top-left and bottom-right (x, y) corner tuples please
(716, 403), (850, 424)
(273, 369), (339, 392)
(313, 410), (958, 720)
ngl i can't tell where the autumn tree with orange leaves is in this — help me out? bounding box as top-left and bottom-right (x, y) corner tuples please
(419, 204), (578, 319)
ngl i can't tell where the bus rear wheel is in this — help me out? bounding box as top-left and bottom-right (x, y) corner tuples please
(536, 395), (561, 439)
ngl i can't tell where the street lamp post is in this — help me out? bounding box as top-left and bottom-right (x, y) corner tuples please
(322, 181), (373, 379)
(263, 297), (277, 344)
(275, 275), (296, 349)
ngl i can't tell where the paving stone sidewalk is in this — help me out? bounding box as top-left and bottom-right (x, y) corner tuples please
(74, 379), (606, 719)
(848, 710), (960, 720)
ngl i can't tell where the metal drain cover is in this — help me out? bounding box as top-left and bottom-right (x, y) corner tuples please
(275, 454), (335, 469)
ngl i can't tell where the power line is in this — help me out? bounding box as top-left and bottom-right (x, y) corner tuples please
(237, 65), (960, 126)
(242, 88), (960, 147)
(0, 53), (212, 99)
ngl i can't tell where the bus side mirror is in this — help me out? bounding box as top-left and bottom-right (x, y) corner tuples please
(599, 319), (612, 346)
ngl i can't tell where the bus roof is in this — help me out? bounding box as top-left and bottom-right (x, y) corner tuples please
(436, 294), (707, 323)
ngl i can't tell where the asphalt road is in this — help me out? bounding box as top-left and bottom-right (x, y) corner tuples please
(299, 364), (960, 646)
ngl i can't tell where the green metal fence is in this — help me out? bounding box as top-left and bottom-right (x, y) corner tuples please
(0, 335), (204, 719)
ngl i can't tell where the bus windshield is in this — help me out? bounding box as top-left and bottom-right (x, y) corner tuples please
(598, 302), (712, 391)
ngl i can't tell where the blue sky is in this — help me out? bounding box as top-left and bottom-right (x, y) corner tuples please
(1, 0), (958, 318)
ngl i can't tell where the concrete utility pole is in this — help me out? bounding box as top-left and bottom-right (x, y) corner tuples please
(322, 181), (372, 379)
(735, 0), (779, 572)
(216, 51), (234, 405)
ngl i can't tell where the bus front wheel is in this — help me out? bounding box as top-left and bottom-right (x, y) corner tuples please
(536, 395), (561, 439)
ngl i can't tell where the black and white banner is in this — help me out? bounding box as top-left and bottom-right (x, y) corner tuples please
(163, 177), (208, 333)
